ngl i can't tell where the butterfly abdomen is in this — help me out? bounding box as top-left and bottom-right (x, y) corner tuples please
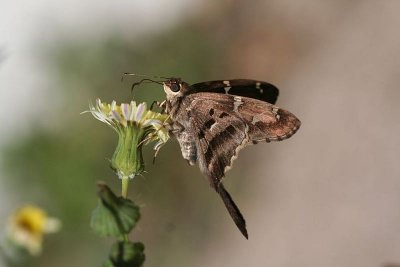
(176, 131), (197, 166)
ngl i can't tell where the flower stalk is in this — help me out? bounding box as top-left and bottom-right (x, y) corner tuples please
(121, 178), (129, 199)
(87, 98), (164, 267)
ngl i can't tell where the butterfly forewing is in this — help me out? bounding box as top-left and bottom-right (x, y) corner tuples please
(191, 79), (279, 104)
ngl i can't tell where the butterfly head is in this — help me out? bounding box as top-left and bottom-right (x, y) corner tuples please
(163, 78), (191, 98)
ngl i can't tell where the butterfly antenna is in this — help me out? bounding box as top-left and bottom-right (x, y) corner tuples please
(129, 78), (165, 92)
(121, 73), (172, 93)
(122, 72), (170, 81)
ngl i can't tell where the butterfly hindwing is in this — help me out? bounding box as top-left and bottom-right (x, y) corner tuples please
(186, 93), (300, 175)
(232, 94), (301, 143)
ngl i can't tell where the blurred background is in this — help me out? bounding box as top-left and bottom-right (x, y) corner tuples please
(1, 0), (400, 266)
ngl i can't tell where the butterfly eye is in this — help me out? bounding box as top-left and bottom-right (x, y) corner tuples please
(170, 83), (180, 92)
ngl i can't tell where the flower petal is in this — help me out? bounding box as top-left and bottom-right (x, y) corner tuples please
(121, 103), (131, 121)
(135, 103), (146, 122)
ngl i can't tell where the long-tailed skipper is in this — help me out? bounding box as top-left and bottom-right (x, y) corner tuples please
(130, 75), (301, 239)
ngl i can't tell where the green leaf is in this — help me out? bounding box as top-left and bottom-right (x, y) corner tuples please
(91, 182), (140, 237)
(103, 241), (145, 267)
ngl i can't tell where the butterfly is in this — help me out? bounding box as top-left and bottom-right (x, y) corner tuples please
(158, 78), (301, 239)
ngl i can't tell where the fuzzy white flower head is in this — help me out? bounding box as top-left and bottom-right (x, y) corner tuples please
(88, 99), (171, 179)
(89, 99), (170, 147)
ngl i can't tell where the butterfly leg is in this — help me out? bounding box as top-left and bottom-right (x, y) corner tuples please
(150, 100), (166, 112)
(152, 141), (164, 164)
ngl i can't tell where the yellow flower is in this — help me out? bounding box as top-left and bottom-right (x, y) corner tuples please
(7, 205), (61, 256)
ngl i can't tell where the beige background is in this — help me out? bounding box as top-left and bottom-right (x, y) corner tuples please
(1, 1), (399, 267)
(196, 1), (400, 267)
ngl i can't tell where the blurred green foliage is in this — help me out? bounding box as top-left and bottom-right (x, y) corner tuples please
(1, 23), (228, 267)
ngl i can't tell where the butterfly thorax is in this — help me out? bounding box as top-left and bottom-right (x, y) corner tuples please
(163, 79), (198, 165)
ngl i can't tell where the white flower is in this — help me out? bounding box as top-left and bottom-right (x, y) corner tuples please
(87, 99), (171, 179)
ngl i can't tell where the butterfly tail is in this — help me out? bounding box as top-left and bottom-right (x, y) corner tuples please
(216, 184), (248, 239)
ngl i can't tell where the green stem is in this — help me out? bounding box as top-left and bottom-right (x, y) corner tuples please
(121, 177), (130, 242)
(121, 177), (129, 199)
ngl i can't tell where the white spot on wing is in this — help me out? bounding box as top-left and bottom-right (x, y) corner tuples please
(223, 81), (231, 94)
(256, 82), (264, 93)
(223, 124), (250, 174)
(210, 122), (218, 132)
(233, 96), (243, 112)
(272, 107), (280, 120)
(251, 115), (261, 124)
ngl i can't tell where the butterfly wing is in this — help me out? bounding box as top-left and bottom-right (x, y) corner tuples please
(185, 92), (300, 238)
(187, 92), (300, 179)
(191, 79), (279, 104)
